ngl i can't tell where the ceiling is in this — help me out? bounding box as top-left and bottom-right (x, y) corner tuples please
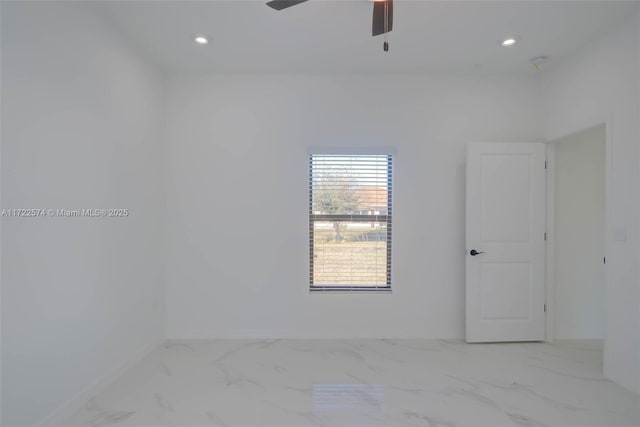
(95, 0), (638, 76)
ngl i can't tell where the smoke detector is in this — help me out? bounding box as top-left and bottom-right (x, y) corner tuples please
(531, 55), (549, 72)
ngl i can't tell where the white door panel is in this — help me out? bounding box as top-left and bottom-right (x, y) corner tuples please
(466, 143), (546, 342)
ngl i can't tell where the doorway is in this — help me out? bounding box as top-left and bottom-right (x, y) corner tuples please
(550, 124), (606, 343)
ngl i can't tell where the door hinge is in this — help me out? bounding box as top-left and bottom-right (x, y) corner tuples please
(544, 232), (547, 241)
(545, 160), (548, 170)
(604, 257), (606, 264)
(544, 304), (547, 313)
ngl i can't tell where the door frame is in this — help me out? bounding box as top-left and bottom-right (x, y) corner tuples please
(544, 116), (611, 343)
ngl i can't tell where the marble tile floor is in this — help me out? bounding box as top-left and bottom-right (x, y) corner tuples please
(63, 339), (639, 427)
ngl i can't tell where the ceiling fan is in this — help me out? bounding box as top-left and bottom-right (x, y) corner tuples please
(266, 0), (393, 51)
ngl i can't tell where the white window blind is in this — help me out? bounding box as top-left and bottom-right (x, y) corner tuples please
(309, 154), (392, 291)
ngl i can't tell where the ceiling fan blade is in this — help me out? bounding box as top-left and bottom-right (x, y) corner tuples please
(372, 0), (393, 36)
(266, 0), (309, 11)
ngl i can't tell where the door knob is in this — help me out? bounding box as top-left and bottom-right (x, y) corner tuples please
(469, 249), (485, 256)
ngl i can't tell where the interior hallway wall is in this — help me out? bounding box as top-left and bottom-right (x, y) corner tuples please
(554, 125), (605, 339)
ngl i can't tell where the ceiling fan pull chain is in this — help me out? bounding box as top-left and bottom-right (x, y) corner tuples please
(383, 0), (389, 52)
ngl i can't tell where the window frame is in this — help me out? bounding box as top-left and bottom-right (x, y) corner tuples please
(308, 153), (393, 293)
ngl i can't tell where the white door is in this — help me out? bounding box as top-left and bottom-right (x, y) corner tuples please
(466, 142), (546, 342)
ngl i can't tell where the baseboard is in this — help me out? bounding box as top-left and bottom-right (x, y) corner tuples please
(36, 338), (164, 427)
(166, 329), (463, 340)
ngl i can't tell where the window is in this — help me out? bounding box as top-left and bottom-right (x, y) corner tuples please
(309, 154), (392, 291)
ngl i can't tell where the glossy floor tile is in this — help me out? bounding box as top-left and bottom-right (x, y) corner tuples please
(62, 339), (639, 427)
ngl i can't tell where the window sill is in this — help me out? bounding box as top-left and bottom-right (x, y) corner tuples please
(309, 287), (392, 294)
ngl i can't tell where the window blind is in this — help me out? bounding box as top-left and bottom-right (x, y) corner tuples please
(309, 154), (392, 291)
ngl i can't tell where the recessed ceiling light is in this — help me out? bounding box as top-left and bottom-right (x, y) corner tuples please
(193, 35), (209, 45)
(500, 35), (520, 47)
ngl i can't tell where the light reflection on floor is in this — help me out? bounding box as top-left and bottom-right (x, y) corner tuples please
(313, 383), (384, 410)
(313, 384), (384, 426)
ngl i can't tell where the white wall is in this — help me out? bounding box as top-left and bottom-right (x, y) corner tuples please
(637, 3), (640, 400)
(638, 6), (640, 398)
(165, 74), (541, 339)
(1, 2), (166, 425)
(554, 125), (605, 339)
(542, 14), (639, 393)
